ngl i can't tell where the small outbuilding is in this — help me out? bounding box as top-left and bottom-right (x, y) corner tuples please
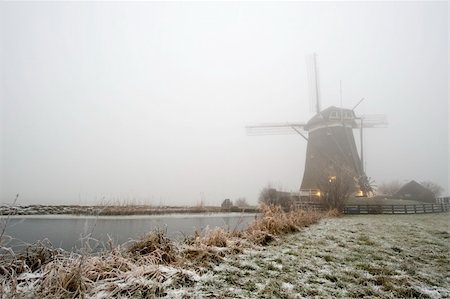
(394, 180), (435, 203)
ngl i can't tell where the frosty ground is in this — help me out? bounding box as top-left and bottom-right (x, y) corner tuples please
(166, 214), (449, 298)
(4, 212), (449, 298)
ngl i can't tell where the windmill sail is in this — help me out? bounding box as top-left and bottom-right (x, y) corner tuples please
(306, 53), (321, 113)
(358, 114), (388, 128)
(245, 122), (306, 135)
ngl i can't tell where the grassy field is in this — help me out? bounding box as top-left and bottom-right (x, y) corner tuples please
(171, 213), (449, 298)
(1, 211), (448, 298)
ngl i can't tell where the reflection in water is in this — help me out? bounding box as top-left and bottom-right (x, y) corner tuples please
(2, 213), (257, 252)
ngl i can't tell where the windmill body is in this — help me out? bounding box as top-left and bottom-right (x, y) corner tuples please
(300, 106), (366, 197)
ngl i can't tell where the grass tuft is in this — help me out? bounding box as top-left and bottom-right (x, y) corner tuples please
(245, 204), (323, 244)
(128, 229), (177, 264)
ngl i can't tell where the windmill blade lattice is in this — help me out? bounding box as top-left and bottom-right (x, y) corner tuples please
(245, 122), (306, 136)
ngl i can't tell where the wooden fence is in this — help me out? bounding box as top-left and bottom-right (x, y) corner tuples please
(297, 202), (449, 215)
(343, 203), (449, 214)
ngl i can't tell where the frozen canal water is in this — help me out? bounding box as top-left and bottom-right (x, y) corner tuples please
(1, 213), (257, 251)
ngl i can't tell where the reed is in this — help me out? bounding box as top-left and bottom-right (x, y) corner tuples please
(127, 229), (177, 265)
(0, 205), (327, 297)
(244, 204), (323, 244)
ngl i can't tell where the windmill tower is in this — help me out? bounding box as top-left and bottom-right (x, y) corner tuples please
(246, 54), (387, 199)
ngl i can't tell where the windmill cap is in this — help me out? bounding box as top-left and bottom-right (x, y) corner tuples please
(305, 106), (358, 131)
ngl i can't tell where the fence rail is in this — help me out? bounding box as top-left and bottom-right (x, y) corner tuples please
(297, 202), (449, 214)
(343, 203), (449, 214)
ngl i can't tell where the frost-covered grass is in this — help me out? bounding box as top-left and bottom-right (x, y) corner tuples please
(1, 211), (448, 298)
(175, 213), (450, 299)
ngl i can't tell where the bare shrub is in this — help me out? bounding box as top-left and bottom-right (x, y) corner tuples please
(235, 198), (250, 207)
(317, 169), (354, 211)
(377, 180), (402, 195)
(258, 186), (294, 211)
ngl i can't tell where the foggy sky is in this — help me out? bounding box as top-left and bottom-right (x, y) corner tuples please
(1, 2), (448, 206)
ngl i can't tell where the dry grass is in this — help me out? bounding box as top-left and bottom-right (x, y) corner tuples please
(127, 229), (177, 264)
(0, 240), (62, 277)
(202, 228), (229, 247)
(40, 258), (88, 298)
(0, 206), (326, 298)
(181, 245), (225, 268)
(245, 204), (323, 244)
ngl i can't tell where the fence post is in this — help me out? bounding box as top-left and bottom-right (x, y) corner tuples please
(404, 205), (407, 214)
(391, 205), (394, 214)
(357, 205), (360, 214)
(423, 204), (426, 213)
(441, 203), (444, 212)
(432, 204), (435, 213)
(414, 205), (417, 214)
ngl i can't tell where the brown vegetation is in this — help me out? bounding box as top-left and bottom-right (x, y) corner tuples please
(0, 205), (326, 298)
(128, 230), (177, 264)
(247, 205), (321, 237)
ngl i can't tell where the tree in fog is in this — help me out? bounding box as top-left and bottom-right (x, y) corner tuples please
(377, 180), (402, 195)
(221, 198), (233, 209)
(235, 197), (249, 207)
(258, 185), (293, 210)
(317, 168), (354, 211)
(258, 186), (278, 205)
(420, 181), (444, 197)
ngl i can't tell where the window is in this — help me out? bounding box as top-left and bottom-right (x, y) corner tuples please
(329, 111), (339, 119)
(344, 111), (353, 119)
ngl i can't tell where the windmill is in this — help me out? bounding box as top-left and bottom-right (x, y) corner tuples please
(246, 53), (387, 199)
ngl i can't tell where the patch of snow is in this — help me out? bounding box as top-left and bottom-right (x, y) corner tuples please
(281, 282), (294, 292)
